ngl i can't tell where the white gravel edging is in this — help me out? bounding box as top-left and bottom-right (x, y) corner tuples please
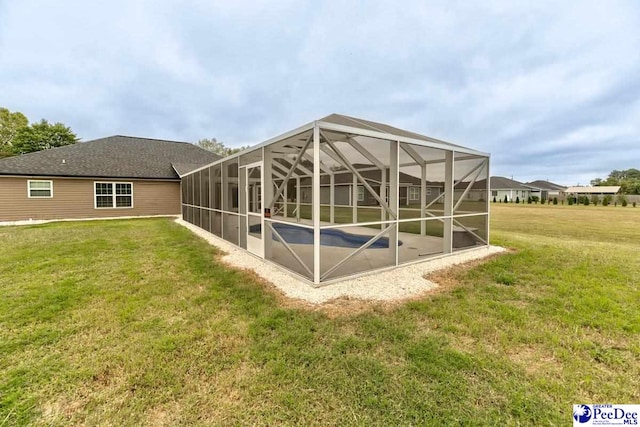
(176, 218), (506, 304)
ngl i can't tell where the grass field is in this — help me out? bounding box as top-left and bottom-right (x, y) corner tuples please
(1, 204), (638, 425)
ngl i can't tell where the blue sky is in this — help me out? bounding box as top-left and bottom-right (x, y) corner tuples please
(1, 1), (638, 185)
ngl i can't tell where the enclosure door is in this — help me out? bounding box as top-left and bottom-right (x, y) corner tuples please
(246, 162), (264, 257)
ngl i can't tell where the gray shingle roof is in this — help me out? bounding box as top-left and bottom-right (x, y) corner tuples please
(490, 176), (538, 190)
(525, 180), (567, 191)
(0, 135), (221, 179)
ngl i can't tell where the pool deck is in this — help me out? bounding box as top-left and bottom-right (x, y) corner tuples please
(230, 214), (480, 281)
(178, 218), (505, 303)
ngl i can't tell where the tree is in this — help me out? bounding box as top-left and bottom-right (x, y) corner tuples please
(0, 107), (29, 158)
(503, 195), (508, 203)
(591, 168), (640, 195)
(196, 138), (248, 157)
(12, 119), (78, 155)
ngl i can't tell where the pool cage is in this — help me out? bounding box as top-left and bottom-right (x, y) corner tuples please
(181, 114), (490, 285)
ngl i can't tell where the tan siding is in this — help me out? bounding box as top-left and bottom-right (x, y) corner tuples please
(0, 177), (180, 221)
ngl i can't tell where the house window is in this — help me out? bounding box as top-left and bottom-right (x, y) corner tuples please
(425, 188), (432, 196)
(491, 190), (498, 197)
(357, 186), (365, 202)
(28, 180), (53, 198)
(94, 182), (133, 208)
(408, 187), (420, 201)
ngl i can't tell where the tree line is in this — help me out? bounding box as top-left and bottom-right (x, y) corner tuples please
(0, 107), (79, 158)
(195, 138), (249, 157)
(1, 107), (246, 159)
(591, 168), (640, 195)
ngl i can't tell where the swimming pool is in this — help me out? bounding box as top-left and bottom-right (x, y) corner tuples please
(250, 223), (402, 249)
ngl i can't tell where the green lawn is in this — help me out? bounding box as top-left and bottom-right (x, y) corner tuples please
(1, 205), (639, 425)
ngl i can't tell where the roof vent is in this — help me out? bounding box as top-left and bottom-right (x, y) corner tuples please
(62, 159), (66, 164)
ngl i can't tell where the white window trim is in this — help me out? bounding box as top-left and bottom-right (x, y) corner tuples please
(94, 181), (134, 209)
(408, 186), (420, 201)
(27, 180), (53, 198)
(357, 186), (365, 202)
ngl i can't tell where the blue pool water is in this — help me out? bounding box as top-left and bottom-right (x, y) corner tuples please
(250, 223), (402, 249)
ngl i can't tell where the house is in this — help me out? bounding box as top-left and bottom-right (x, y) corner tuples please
(490, 176), (539, 202)
(180, 113), (490, 285)
(562, 186), (621, 201)
(297, 165), (444, 207)
(526, 180), (566, 201)
(0, 136), (220, 222)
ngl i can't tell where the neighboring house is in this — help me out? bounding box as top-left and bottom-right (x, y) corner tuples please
(298, 166), (443, 206)
(0, 136), (220, 222)
(562, 186), (621, 200)
(490, 176), (539, 202)
(526, 180), (567, 201)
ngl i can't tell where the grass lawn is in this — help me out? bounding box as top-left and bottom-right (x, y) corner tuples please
(1, 205), (639, 425)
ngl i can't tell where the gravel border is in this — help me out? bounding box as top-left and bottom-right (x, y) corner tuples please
(176, 218), (506, 304)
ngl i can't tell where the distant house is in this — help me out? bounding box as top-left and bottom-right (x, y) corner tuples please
(298, 166), (444, 206)
(526, 180), (566, 201)
(0, 136), (220, 222)
(490, 176), (539, 202)
(562, 186), (621, 201)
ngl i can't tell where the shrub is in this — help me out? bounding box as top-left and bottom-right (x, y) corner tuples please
(634, 202), (637, 207)
(504, 195), (508, 203)
(531, 195), (540, 203)
(568, 197), (574, 206)
(603, 195), (612, 206)
(527, 196), (532, 204)
(548, 198), (552, 205)
(553, 197), (558, 205)
(617, 195), (627, 207)
(591, 195), (600, 205)
(583, 197), (590, 206)
(493, 196), (497, 203)
(515, 196), (520, 204)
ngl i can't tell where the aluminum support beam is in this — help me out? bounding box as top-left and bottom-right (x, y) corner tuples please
(389, 140), (399, 264)
(321, 131), (396, 219)
(269, 135), (312, 209)
(453, 159), (486, 212)
(263, 146), (273, 258)
(313, 125), (321, 284)
(266, 222), (312, 277)
(320, 225), (394, 281)
(443, 151), (454, 253)
(420, 162), (427, 235)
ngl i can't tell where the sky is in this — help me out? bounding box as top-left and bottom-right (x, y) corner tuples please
(1, 1), (639, 185)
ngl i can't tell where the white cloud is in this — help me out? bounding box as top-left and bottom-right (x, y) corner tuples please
(0, 0), (638, 183)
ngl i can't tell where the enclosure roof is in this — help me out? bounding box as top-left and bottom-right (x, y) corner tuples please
(0, 136), (220, 179)
(319, 113), (470, 151)
(564, 186), (621, 194)
(525, 180), (567, 191)
(184, 114), (488, 177)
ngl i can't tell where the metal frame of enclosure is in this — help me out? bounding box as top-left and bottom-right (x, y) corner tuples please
(181, 115), (490, 286)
